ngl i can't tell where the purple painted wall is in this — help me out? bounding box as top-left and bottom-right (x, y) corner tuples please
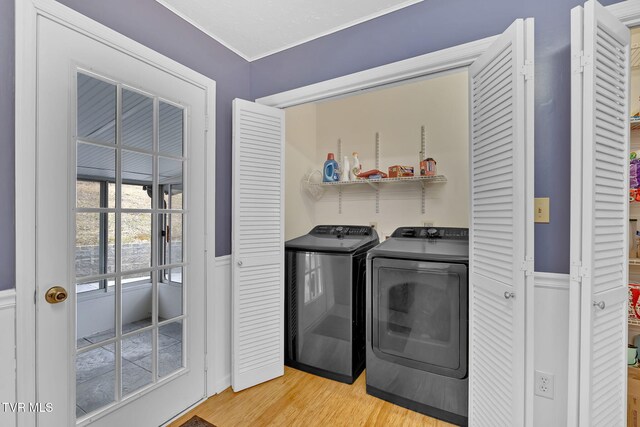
(0, 0), (249, 290)
(250, 0), (621, 274)
(0, 0), (15, 291)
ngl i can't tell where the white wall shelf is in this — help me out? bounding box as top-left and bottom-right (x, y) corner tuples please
(317, 174), (448, 187)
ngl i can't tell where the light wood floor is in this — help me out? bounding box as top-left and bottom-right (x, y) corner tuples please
(169, 367), (457, 427)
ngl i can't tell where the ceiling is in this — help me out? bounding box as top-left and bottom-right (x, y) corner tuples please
(154, 0), (423, 61)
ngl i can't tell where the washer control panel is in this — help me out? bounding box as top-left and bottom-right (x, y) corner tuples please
(391, 227), (469, 240)
(311, 225), (373, 237)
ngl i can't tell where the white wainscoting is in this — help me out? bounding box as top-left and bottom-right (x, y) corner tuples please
(533, 272), (570, 427)
(0, 289), (17, 427)
(210, 255), (231, 395)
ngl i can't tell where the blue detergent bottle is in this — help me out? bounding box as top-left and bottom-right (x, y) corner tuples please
(323, 153), (340, 182)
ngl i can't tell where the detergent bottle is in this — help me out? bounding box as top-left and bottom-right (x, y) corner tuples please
(323, 153), (340, 182)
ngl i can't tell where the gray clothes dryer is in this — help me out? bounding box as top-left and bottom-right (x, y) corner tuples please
(366, 226), (469, 426)
(285, 225), (379, 384)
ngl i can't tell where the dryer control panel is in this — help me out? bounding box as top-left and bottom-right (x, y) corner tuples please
(311, 225), (373, 237)
(391, 227), (469, 240)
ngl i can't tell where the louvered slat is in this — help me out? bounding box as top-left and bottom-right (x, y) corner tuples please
(232, 99), (285, 392)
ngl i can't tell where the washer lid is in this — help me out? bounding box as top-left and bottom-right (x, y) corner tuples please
(285, 225), (379, 253)
(368, 237), (469, 262)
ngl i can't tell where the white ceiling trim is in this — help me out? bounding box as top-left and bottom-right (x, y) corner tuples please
(154, 0), (423, 62)
(155, 0), (252, 61)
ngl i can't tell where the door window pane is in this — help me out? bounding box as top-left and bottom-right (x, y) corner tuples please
(76, 212), (115, 278)
(122, 273), (153, 334)
(77, 74), (116, 144)
(159, 267), (182, 321)
(121, 213), (152, 272)
(159, 102), (183, 156)
(122, 89), (153, 151)
(76, 282), (115, 349)
(158, 321), (183, 377)
(77, 142), (115, 185)
(121, 331), (153, 397)
(159, 158), (183, 209)
(75, 344), (116, 416)
(122, 151), (153, 209)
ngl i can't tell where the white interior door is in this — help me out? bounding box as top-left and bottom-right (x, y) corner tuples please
(34, 8), (213, 427)
(468, 18), (535, 427)
(231, 99), (285, 392)
(569, 1), (630, 426)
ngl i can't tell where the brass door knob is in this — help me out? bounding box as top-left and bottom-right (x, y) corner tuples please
(45, 286), (68, 304)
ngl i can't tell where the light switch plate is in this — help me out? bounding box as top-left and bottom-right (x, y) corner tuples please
(535, 198), (550, 223)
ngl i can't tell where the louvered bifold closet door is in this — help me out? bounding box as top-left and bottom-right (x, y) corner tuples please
(573, 1), (630, 425)
(231, 99), (285, 392)
(468, 18), (534, 427)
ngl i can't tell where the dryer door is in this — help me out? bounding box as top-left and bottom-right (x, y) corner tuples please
(371, 257), (468, 379)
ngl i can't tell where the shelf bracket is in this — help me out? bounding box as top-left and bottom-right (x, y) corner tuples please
(375, 132), (380, 170)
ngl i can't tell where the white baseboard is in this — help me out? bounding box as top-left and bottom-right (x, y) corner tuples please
(207, 255), (231, 397)
(0, 289), (16, 427)
(214, 375), (231, 394)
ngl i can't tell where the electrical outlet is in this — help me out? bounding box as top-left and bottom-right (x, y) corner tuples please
(535, 370), (555, 399)
(369, 222), (378, 230)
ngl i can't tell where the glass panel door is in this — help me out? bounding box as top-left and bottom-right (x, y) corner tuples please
(74, 72), (187, 419)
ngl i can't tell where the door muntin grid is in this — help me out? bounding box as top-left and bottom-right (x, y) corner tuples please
(74, 71), (188, 420)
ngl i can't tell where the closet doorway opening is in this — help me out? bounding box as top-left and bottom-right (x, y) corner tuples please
(283, 69), (469, 242)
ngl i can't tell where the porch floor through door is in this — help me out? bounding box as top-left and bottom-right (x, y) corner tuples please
(170, 367), (455, 426)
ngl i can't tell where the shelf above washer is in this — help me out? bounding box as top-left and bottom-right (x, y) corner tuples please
(317, 175), (448, 188)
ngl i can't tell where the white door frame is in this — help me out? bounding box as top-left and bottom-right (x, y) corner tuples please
(566, 2), (640, 426)
(14, 1), (217, 424)
(256, 32), (535, 424)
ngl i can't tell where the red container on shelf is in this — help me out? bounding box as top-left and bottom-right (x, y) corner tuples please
(388, 165), (414, 178)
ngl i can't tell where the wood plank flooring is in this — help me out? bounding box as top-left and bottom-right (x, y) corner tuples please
(169, 367), (457, 427)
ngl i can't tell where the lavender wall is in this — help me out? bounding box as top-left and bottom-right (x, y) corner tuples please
(250, 0), (621, 274)
(0, 0), (249, 290)
(0, 0), (15, 291)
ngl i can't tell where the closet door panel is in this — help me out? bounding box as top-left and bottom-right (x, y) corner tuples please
(231, 99), (285, 392)
(468, 18), (535, 427)
(570, 1), (630, 425)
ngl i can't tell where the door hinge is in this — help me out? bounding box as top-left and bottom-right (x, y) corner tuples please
(521, 257), (534, 276)
(570, 262), (589, 282)
(572, 51), (591, 74)
(519, 60), (534, 81)
(205, 115), (210, 132)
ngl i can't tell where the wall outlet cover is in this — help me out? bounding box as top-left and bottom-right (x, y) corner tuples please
(534, 370), (555, 399)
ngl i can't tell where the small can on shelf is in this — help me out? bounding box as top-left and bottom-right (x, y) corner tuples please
(420, 158), (437, 176)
